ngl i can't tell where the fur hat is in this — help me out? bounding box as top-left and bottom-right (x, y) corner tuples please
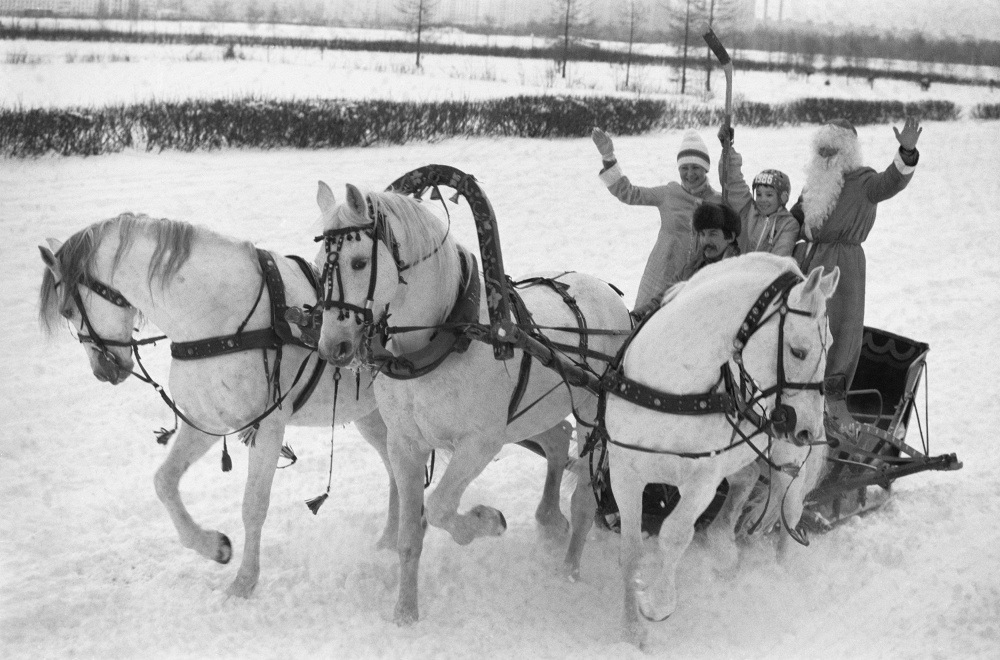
(752, 169), (791, 206)
(827, 118), (857, 135)
(693, 202), (741, 239)
(677, 130), (711, 171)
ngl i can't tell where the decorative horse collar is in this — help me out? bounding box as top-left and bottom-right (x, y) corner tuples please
(364, 247), (481, 380)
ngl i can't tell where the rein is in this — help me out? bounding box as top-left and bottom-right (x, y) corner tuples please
(68, 250), (326, 448)
(596, 271), (827, 464)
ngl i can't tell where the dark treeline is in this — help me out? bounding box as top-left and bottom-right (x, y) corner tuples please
(2, 22), (997, 89)
(3, 95), (981, 158)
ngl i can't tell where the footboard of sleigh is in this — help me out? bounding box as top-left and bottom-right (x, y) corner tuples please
(801, 326), (963, 529)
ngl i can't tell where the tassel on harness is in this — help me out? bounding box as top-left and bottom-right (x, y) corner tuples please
(222, 437), (233, 472)
(306, 368), (341, 515)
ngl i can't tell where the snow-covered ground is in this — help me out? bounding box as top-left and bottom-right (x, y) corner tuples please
(1, 37), (999, 660)
(3, 34), (998, 111)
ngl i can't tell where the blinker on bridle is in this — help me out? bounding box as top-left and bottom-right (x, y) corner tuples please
(731, 271), (826, 440)
(315, 196), (441, 330)
(59, 277), (136, 368)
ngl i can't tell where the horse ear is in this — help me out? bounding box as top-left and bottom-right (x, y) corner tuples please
(317, 181), (336, 214)
(800, 265), (823, 296)
(819, 266), (840, 299)
(39, 243), (61, 276)
(345, 184), (367, 218)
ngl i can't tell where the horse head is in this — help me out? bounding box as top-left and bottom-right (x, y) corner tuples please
(39, 238), (137, 385)
(313, 181), (405, 368)
(742, 264), (840, 447)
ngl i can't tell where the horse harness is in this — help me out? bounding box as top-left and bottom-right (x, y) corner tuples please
(70, 249), (332, 439)
(591, 271), (826, 462)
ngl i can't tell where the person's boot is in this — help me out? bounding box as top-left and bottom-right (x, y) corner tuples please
(824, 374), (860, 443)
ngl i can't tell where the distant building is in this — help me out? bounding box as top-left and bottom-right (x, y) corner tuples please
(0, 0), (134, 17)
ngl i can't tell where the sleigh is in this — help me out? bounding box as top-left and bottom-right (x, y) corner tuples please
(298, 164), (962, 535)
(797, 326), (961, 528)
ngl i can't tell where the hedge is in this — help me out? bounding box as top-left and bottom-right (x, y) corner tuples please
(0, 95), (965, 158)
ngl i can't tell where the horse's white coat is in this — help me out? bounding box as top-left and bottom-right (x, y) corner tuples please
(314, 183), (633, 624)
(38, 215), (397, 596)
(603, 253), (838, 645)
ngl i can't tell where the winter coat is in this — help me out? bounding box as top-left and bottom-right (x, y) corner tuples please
(599, 162), (722, 309)
(629, 242), (740, 322)
(791, 151), (916, 387)
(719, 148), (799, 256)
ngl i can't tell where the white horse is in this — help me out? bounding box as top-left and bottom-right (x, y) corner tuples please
(38, 213), (398, 598)
(312, 181), (632, 624)
(598, 253), (838, 645)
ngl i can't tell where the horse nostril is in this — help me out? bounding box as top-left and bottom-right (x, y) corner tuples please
(796, 429), (812, 446)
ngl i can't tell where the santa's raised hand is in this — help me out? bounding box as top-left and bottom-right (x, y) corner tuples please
(893, 117), (922, 151)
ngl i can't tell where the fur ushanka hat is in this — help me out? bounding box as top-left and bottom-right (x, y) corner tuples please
(693, 202), (741, 238)
(677, 130), (711, 171)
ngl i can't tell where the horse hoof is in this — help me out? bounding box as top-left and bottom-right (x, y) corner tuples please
(393, 606), (419, 626)
(224, 576), (256, 599)
(641, 609), (671, 623)
(497, 510), (507, 532)
(214, 535), (232, 564)
(638, 586), (674, 622)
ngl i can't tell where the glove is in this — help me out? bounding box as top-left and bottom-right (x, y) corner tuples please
(591, 128), (615, 161)
(717, 125), (734, 147)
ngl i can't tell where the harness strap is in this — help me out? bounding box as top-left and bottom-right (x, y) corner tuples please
(368, 249), (481, 380)
(171, 249), (315, 360)
(601, 368), (734, 415)
(505, 273), (591, 424)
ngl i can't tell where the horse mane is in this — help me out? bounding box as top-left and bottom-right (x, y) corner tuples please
(682, 253), (804, 304)
(330, 189), (463, 309)
(648, 253), (808, 350)
(39, 213), (208, 334)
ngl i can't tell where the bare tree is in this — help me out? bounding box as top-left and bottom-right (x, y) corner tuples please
(208, 0), (233, 22)
(662, 0), (744, 94)
(621, 0), (648, 89)
(551, 0), (592, 79)
(246, 0), (264, 24)
(397, 0), (440, 69)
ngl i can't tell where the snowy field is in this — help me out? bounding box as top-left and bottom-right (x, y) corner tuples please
(2, 36), (1000, 660)
(3, 30), (999, 111)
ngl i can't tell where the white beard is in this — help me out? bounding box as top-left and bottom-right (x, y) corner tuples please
(801, 126), (863, 238)
(802, 159), (845, 239)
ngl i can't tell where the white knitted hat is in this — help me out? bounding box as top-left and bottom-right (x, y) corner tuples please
(677, 130), (710, 171)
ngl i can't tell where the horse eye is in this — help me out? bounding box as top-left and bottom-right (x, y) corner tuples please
(60, 305), (75, 320)
(350, 257), (369, 271)
(790, 347), (807, 360)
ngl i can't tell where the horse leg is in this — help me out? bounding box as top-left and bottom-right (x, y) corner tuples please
(612, 459), (649, 647)
(389, 441), (431, 625)
(226, 417), (285, 598)
(638, 475), (719, 623)
(703, 461), (760, 570)
(153, 422), (232, 564)
(424, 441), (506, 546)
(354, 408), (399, 550)
(525, 419), (574, 537)
(563, 444), (598, 581)
(776, 446), (826, 558)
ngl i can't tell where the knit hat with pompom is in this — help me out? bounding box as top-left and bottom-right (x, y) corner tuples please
(677, 130), (711, 171)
